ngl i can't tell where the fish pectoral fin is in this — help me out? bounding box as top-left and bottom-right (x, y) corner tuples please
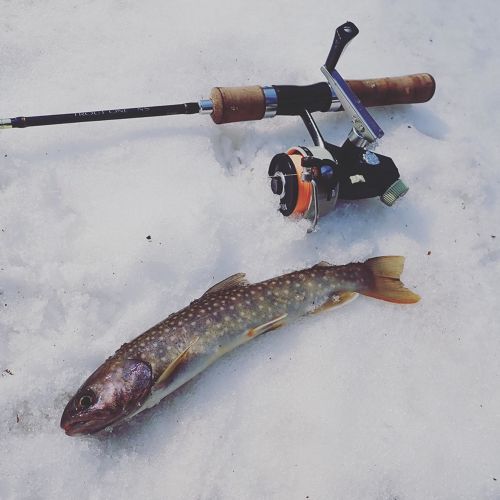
(310, 292), (358, 315)
(155, 336), (200, 387)
(202, 273), (250, 296)
(245, 314), (288, 339)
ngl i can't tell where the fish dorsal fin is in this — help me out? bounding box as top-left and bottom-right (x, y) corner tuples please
(203, 273), (249, 296)
(314, 261), (332, 268)
(155, 336), (200, 387)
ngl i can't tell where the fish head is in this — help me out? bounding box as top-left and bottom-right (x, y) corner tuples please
(61, 357), (153, 436)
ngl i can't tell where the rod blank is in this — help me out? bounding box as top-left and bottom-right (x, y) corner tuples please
(5, 103), (200, 129)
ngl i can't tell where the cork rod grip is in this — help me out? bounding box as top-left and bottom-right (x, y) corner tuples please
(210, 73), (435, 124)
(210, 86), (266, 124)
(346, 73), (435, 108)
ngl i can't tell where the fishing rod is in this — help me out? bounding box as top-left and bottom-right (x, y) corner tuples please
(0, 21), (435, 230)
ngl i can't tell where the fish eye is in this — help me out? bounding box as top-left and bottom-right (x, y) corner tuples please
(78, 392), (95, 410)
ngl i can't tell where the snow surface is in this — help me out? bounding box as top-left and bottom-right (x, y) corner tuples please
(1, 1), (500, 499)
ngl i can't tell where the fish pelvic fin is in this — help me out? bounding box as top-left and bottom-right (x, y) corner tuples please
(361, 256), (420, 304)
(155, 336), (200, 387)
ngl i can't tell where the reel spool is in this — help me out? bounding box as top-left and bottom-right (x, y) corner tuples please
(269, 146), (339, 227)
(268, 22), (410, 231)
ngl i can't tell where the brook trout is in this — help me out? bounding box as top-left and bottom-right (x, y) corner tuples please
(61, 256), (419, 436)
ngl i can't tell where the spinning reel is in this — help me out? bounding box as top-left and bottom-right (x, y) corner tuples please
(268, 22), (408, 231)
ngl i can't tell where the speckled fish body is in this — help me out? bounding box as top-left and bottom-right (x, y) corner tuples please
(120, 262), (367, 418)
(61, 256), (419, 435)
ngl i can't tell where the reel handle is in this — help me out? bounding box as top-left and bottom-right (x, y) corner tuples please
(324, 21), (359, 72)
(209, 73), (435, 124)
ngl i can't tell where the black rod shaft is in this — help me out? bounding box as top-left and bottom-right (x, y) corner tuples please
(8, 102), (200, 128)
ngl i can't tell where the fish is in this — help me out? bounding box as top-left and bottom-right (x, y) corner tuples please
(60, 256), (419, 436)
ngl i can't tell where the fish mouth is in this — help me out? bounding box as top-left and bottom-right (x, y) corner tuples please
(61, 417), (116, 436)
(61, 420), (110, 436)
(60, 409), (124, 436)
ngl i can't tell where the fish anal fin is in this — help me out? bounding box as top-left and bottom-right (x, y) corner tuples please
(246, 314), (287, 339)
(155, 337), (200, 387)
(203, 273), (249, 296)
(311, 292), (358, 315)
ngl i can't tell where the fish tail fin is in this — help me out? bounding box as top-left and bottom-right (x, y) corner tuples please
(361, 256), (420, 304)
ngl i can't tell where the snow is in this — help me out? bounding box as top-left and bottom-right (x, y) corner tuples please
(1, 1), (499, 499)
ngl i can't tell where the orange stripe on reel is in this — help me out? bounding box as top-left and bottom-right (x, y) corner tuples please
(286, 149), (312, 216)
